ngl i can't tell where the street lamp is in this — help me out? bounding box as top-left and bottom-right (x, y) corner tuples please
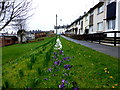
(56, 14), (57, 35)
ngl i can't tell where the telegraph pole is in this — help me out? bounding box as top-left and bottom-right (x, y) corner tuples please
(56, 14), (57, 35)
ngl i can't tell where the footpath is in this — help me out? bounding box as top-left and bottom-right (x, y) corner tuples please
(61, 35), (120, 59)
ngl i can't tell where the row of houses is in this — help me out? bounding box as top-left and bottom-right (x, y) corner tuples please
(65, 0), (120, 37)
(0, 30), (54, 47)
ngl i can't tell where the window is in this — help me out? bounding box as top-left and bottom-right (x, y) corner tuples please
(85, 15), (88, 21)
(89, 25), (93, 32)
(89, 15), (93, 25)
(7, 40), (10, 43)
(98, 5), (104, 14)
(108, 19), (116, 30)
(97, 22), (103, 31)
(79, 20), (80, 25)
(81, 21), (83, 29)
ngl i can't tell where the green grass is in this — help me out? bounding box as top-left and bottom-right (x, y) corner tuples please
(2, 37), (54, 65)
(2, 36), (119, 88)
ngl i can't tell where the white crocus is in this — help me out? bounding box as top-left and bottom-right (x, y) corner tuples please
(54, 38), (62, 50)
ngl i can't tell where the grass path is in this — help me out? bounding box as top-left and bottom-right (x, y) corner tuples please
(2, 36), (119, 88)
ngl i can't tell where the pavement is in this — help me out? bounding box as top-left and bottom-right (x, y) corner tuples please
(61, 35), (120, 59)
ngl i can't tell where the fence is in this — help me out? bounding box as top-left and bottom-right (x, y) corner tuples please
(64, 31), (120, 46)
(84, 31), (120, 46)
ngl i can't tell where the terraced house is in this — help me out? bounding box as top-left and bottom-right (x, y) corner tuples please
(65, 0), (120, 46)
(66, 0), (120, 35)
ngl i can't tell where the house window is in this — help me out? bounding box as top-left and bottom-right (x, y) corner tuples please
(108, 19), (116, 30)
(97, 22), (103, 31)
(81, 21), (83, 29)
(98, 5), (104, 14)
(79, 21), (81, 25)
(7, 40), (10, 43)
(89, 25), (93, 32)
(85, 15), (88, 21)
(89, 15), (93, 25)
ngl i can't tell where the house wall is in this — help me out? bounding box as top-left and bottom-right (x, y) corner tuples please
(18, 35), (26, 43)
(83, 15), (89, 34)
(77, 21), (81, 35)
(80, 19), (84, 34)
(65, 0), (119, 37)
(118, 0), (120, 31)
(105, 0), (120, 37)
(93, 3), (106, 33)
(0, 37), (18, 47)
(83, 16), (86, 34)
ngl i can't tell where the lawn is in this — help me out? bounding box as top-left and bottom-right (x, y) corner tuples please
(2, 37), (55, 65)
(2, 36), (119, 88)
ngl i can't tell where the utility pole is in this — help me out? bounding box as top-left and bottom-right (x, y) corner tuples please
(56, 14), (57, 35)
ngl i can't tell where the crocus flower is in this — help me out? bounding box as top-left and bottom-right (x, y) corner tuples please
(54, 61), (58, 65)
(60, 50), (64, 54)
(65, 81), (68, 83)
(62, 79), (65, 83)
(53, 52), (57, 55)
(63, 57), (67, 60)
(48, 68), (52, 72)
(58, 60), (62, 66)
(64, 64), (72, 70)
(109, 76), (113, 78)
(73, 87), (79, 90)
(67, 57), (70, 59)
(53, 56), (57, 59)
(59, 83), (65, 88)
(44, 78), (48, 80)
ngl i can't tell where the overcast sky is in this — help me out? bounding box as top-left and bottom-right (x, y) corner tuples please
(27, 0), (99, 31)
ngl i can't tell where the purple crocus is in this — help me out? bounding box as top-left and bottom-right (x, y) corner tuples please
(60, 50), (64, 54)
(63, 57), (67, 60)
(67, 57), (70, 59)
(62, 79), (65, 83)
(59, 83), (65, 88)
(65, 81), (68, 83)
(54, 61), (58, 65)
(48, 68), (52, 72)
(53, 52), (57, 55)
(58, 60), (62, 66)
(44, 78), (48, 80)
(64, 64), (72, 70)
(73, 87), (79, 90)
(53, 56), (57, 59)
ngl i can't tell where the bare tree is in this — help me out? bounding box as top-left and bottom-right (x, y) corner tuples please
(0, 0), (33, 31)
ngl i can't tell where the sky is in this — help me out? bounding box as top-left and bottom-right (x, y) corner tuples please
(27, 0), (99, 31)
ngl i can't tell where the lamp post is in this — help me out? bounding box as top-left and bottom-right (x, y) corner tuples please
(56, 14), (57, 35)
